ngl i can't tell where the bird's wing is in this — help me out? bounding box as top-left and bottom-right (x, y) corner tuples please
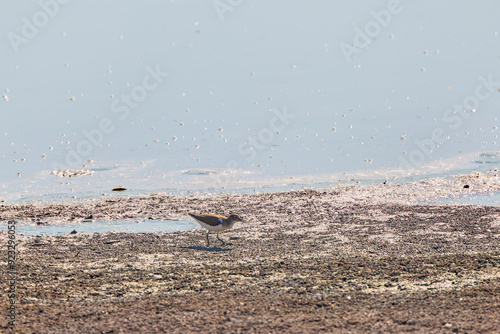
(188, 213), (227, 227)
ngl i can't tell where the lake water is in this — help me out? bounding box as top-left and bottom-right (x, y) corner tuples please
(1, 1), (499, 203)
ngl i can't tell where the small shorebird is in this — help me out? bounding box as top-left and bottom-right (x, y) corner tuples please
(188, 213), (245, 247)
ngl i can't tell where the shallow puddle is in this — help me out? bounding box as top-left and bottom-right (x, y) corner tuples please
(15, 219), (197, 236)
(439, 191), (500, 206)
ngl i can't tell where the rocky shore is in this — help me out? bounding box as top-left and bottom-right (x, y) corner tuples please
(1, 173), (500, 332)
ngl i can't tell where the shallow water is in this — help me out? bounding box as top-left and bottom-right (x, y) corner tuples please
(7, 151), (500, 204)
(438, 191), (500, 207)
(1, 1), (499, 203)
(16, 219), (197, 237)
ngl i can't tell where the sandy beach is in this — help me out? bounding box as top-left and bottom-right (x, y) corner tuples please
(1, 173), (500, 333)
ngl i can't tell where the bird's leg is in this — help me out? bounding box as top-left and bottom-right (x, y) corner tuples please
(217, 232), (232, 245)
(206, 231), (210, 247)
(216, 232), (225, 245)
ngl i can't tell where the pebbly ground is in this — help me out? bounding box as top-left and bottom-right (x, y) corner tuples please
(1, 172), (500, 333)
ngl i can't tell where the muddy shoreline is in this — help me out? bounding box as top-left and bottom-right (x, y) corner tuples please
(1, 178), (500, 332)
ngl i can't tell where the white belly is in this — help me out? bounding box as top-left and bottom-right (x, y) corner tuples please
(194, 219), (231, 232)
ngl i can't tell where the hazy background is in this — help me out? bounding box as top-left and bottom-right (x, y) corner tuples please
(1, 0), (499, 202)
